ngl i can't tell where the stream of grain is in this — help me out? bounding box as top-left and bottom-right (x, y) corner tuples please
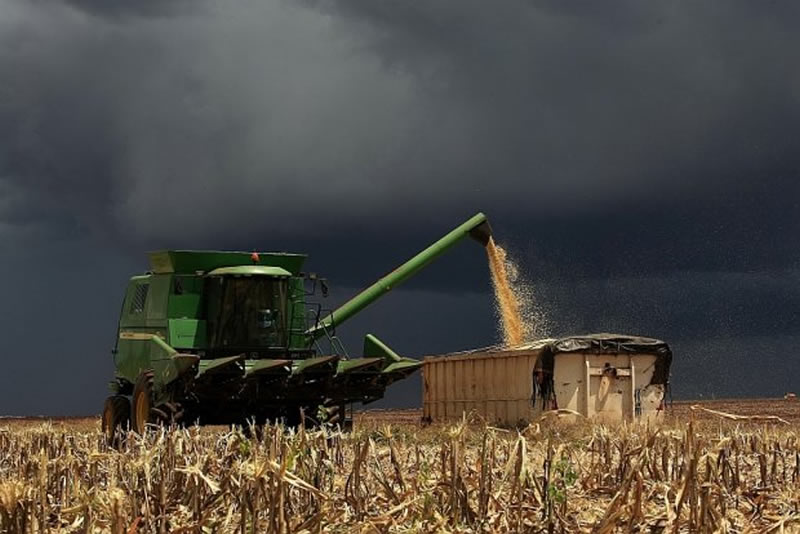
(486, 237), (526, 346)
(486, 237), (549, 346)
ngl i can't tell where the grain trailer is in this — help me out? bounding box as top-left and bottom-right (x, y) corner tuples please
(422, 333), (672, 425)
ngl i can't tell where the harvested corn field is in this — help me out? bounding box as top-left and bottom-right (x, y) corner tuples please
(1, 411), (800, 533)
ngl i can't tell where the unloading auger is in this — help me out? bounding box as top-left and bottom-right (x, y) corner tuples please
(102, 212), (492, 438)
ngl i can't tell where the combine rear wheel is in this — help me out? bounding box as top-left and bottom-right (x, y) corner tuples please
(131, 372), (154, 434)
(102, 395), (130, 445)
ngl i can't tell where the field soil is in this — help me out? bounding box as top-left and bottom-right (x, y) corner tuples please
(354, 397), (800, 425)
(669, 397), (800, 423)
(2, 397), (798, 428)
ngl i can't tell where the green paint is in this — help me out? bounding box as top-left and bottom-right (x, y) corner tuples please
(364, 333), (402, 362)
(292, 355), (337, 375)
(245, 359), (291, 376)
(168, 319), (206, 349)
(337, 357), (383, 374)
(197, 355), (244, 377)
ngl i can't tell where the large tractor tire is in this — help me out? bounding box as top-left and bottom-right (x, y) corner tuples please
(102, 395), (130, 445)
(131, 371), (155, 434)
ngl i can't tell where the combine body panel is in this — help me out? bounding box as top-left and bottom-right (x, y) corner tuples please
(104, 213), (492, 435)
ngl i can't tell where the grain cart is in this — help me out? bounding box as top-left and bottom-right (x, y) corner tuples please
(102, 213), (492, 438)
(423, 334), (673, 425)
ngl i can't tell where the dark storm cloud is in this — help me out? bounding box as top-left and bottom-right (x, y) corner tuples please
(316, 0), (800, 190)
(1, 0), (799, 414)
(2, 0), (799, 253)
(63, 0), (195, 20)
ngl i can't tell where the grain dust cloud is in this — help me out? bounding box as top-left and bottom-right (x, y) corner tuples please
(486, 238), (549, 346)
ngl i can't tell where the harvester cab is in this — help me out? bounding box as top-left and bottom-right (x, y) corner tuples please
(103, 212), (492, 439)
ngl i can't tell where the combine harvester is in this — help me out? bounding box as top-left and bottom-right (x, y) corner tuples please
(103, 213), (493, 438)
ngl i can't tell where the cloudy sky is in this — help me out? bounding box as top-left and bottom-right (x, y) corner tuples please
(1, 0), (798, 414)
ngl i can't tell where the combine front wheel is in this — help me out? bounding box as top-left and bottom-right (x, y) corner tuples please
(131, 371), (154, 434)
(102, 395), (130, 445)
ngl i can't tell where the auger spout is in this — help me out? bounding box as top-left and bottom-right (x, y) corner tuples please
(306, 212), (492, 339)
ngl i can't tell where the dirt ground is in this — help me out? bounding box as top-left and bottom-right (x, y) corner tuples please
(354, 397), (800, 425)
(2, 397), (798, 429)
(668, 397), (800, 423)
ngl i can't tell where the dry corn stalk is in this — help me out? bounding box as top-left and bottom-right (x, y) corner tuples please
(0, 415), (798, 533)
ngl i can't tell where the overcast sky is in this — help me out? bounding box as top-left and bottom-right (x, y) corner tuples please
(1, 0), (798, 414)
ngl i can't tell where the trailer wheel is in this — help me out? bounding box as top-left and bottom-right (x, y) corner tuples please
(131, 371), (154, 434)
(102, 395), (130, 445)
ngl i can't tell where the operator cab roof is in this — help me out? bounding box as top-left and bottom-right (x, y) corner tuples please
(148, 250), (306, 276)
(206, 266), (292, 277)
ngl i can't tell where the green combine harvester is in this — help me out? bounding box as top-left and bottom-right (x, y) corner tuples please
(103, 212), (492, 438)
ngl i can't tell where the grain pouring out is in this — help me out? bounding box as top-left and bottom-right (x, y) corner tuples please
(485, 237), (549, 346)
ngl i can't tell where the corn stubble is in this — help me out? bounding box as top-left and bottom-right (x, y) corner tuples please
(1, 418), (799, 533)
